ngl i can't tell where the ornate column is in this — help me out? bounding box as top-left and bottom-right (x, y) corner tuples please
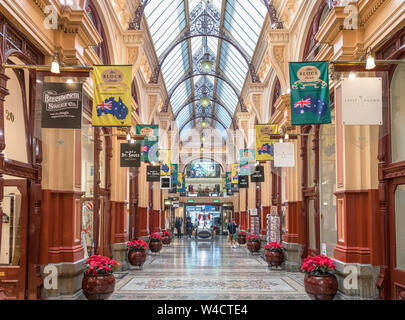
(137, 162), (150, 239)
(260, 161), (272, 235)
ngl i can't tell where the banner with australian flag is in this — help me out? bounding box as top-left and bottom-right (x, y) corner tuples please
(92, 65), (132, 127)
(289, 61), (331, 125)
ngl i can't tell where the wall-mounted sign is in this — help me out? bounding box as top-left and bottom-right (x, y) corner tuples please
(213, 200), (220, 203)
(251, 165), (264, 183)
(250, 208), (258, 216)
(120, 143), (140, 167)
(231, 183), (239, 193)
(160, 176), (171, 189)
(187, 200), (195, 203)
(238, 175), (249, 189)
(147, 165), (161, 182)
(341, 77), (383, 125)
(274, 143), (295, 167)
(42, 82), (83, 129)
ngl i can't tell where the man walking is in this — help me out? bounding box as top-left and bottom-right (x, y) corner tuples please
(175, 217), (182, 239)
(227, 219), (238, 248)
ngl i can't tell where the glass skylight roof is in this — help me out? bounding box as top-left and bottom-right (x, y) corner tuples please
(143, 0), (267, 140)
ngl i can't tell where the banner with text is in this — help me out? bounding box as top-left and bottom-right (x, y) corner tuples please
(120, 143), (141, 167)
(159, 150), (171, 176)
(255, 124), (278, 161)
(136, 124), (159, 162)
(92, 65), (132, 127)
(289, 61), (331, 125)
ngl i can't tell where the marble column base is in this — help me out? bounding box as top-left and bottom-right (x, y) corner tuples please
(111, 242), (129, 272)
(40, 258), (86, 300)
(334, 260), (380, 299)
(282, 241), (303, 272)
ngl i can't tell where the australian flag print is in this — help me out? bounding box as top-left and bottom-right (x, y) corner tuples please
(96, 97), (129, 124)
(257, 143), (274, 157)
(294, 95), (328, 117)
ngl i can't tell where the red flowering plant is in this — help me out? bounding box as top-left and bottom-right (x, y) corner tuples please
(264, 242), (283, 252)
(246, 234), (260, 242)
(161, 231), (172, 237)
(127, 240), (148, 251)
(149, 233), (164, 242)
(300, 255), (336, 275)
(85, 255), (119, 275)
(237, 231), (247, 236)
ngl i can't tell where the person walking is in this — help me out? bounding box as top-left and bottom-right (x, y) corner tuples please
(186, 217), (193, 239)
(227, 219), (238, 248)
(175, 217), (182, 239)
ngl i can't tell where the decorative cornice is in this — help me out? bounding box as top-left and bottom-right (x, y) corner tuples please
(359, 0), (387, 26)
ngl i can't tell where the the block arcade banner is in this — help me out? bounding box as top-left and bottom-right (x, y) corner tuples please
(255, 125), (278, 161)
(92, 65), (132, 127)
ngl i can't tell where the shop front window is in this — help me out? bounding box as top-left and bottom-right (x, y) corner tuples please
(395, 185), (405, 270)
(391, 58), (405, 163)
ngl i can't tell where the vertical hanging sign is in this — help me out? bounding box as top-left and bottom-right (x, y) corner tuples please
(177, 172), (185, 192)
(289, 61), (331, 125)
(256, 125), (279, 161)
(136, 125), (159, 162)
(240, 149), (256, 175)
(42, 82), (83, 129)
(92, 65), (132, 127)
(120, 143), (141, 167)
(159, 150), (171, 176)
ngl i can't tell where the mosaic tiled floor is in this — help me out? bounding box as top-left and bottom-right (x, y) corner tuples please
(111, 237), (309, 300)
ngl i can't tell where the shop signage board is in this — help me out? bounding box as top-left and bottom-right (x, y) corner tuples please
(274, 143), (295, 167)
(341, 77), (383, 125)
(146, 165), (161, 182)
(160, 176), (171, 189)
(92, 65), (132, 127)
(120, 143), (141, 167)
(289, 61), (331, 125)
(238, 175), (249, 188)
(231, 183), (239, 193)
(251, 165), (265, 183)
(41, 82), (83, 129)
(255, 124), (279, 161)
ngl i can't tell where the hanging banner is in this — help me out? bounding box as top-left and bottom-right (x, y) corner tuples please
(238, 175), (249, 189)
(42, 82), (83, 129)
(289, 61), (331, 125)
(92, 65), (132, 127)
(120, 143), (141, 167)
(225, 172), (231, 190)
(256, 124), (279, 161)
(251, 165), (265, 183)
(177, 172), (185, 192)
(231, 183), (239, 193)
(341, 77), (383, 125)
(231, 164), (239, 184)
(240, 149), (256, 163)
(222, 176), (226, 193)
(136, 125), (159, 162)
(159, 150), (171, 176)
(274, 142), (295, 167)
(169, 164), (178, 194)
(240, 163), (252, 176)
(147, 165), (161, 182)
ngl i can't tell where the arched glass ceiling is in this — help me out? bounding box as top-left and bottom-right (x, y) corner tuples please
(144, 0), (266, 138)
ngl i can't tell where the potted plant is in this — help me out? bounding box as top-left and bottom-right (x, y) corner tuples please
(237, 231), (247, 245)
(246, 234), (261, 253)
(301, 255), (338, 300)
(149, 233), (164, 253)
(264, 242), (284, 268)
(82, 255), (119, 300)
(127, 240), (148, 268)
(161, 231), (172, 245)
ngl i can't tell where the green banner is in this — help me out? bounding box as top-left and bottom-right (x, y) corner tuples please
(225, 172), (231, 190)
(177, 172), (185, 192)
(136, 125), (159, 162)
(289, 61), (331, 125)
(171, 164), (178, 185)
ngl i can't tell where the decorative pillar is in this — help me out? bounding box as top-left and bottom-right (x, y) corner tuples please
(239, 188), (247, 231)
(261, 161), (272, 235)
(137, 162), (150, 239)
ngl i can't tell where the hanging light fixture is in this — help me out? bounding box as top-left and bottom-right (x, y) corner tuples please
(201, 52), (214, 73)
(201, 120), (208, 128)
(51, 52), (60, 74)
(200, 92), (210, 107)
(126, 133), (131, 141)
(365, 47), (376, 70)
(201, 135), (206, 142)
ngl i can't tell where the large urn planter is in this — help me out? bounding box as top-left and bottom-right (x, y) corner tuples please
(301, 255), (338, 300)
(264, 242), (284, 268)
(162, 231), (173, 245)
(82, 255), (119, 300)
(149, 234), (164, 253)
(237, 231), (247, 245)
(246, 235), (261, 253)
(82, 273), (115, 300)
(128, 250), (147, 268)
(127, 240), (149, 268)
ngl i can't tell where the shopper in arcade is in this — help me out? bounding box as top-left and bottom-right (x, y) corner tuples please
(175, 217), (183, 239)
(227, 219), (238, 248)
(186, 217), (193, 239)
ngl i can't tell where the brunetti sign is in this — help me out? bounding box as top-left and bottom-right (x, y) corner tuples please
(41, 83), (83, 129)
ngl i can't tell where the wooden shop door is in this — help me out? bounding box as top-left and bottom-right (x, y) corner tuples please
(99, 190), (112, 258)
(388, 177), (405, 300)
(0, 180), (28, 299)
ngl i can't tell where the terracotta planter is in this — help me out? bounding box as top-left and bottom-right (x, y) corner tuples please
(247, 241), (260, 253)
(162, 236), (172, 245)
(265, 249), (284, 267)
(237, 235), (246, 245)
(128, 250), (147, 267)
(149, 240), (163, 253)
(82, 273), (115, 300)
(304, 273), (338, 300)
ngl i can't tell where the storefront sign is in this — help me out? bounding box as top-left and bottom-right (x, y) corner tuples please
(42, 82), (82, 129)
(250, 208), (258, 216)
(274, 143), (295, 167)
(289, 61), (331, 125)
(238, 175), (249, 188)
(120, 143), (141, 167)
(92, 65), (132, 127)
(147, 165), (161, 182)
(341, 77), (383, 125)
(251, 165), (265, 183)
(255, 124), (279, 161)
